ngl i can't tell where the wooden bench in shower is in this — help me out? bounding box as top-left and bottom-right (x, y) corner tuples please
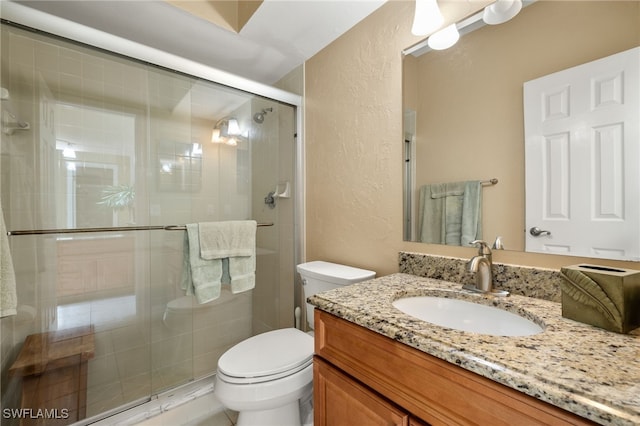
(9, 325), (95, 425)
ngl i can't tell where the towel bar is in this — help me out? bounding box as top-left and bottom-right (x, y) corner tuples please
(7, 222), (274, 236)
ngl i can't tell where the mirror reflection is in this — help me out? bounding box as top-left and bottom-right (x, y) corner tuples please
(402, 1), (639, 260)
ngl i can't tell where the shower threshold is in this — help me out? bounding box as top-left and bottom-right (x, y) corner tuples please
(82, 375), (221, 425)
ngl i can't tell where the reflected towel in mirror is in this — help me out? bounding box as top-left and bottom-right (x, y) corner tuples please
(418, 181), (482, 246)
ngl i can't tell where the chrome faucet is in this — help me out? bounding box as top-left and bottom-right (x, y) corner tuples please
(464, 240), (508, 296)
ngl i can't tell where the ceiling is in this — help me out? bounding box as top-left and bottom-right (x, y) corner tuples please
(10, 0), (387, 85)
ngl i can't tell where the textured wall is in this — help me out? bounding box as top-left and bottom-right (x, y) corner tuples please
(305, 1), (413, 275)
(304, 0), (640, 276)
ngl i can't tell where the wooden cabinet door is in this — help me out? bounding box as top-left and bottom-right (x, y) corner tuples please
(314, 356), (410, 426)
(315, 309), (595, 426)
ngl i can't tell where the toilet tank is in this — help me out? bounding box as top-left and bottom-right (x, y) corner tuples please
(297, 261), (375, 330)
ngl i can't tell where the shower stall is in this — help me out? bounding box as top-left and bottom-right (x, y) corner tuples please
(0, 13), (301, 425)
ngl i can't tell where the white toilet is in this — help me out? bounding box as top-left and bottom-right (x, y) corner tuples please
(215, 261), (375, 426)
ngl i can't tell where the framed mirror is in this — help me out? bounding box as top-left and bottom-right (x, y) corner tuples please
(402, 1), (639, 260)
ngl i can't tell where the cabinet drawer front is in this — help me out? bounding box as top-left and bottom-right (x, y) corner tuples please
(314, 357), (409, 426)
(314, 310), (594, 426)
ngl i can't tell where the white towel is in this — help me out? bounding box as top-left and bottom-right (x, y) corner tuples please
(181, 224), (222, 304)
(199, 221), (256, 294)
(0, 203), (17, 317)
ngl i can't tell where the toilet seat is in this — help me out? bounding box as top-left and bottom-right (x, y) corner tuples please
(217, 328), (313, 385)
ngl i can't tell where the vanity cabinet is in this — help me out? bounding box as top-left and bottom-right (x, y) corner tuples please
(313, 310), (595, 426)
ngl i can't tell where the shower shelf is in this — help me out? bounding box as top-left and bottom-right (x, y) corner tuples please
(7, 223), (274, 236)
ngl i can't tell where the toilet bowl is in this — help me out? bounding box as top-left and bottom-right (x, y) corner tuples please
(214, 261), (375, 426)
(215, 328), (313, 426)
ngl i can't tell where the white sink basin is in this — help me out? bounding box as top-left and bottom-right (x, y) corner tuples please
(392, 296), (543, 336)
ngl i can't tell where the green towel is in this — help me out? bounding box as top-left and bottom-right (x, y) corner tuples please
(418, 180), (482, 246)
(181, 223), (222, 304)
(198, 221), (256, 294)
(461, 180), (483, 246)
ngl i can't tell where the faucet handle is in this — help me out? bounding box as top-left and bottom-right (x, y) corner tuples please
(470, 240), (492, 256)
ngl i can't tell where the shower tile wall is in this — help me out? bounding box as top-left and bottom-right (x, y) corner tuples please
(0, 23), (295, 425)
(251, 98), (296, 334)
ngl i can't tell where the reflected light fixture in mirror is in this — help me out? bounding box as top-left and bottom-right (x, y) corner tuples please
(483, 0), (523, 25)
(411, 0), (444, 36)
(428, 24), (460, 50)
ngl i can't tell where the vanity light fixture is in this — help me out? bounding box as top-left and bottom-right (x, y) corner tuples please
(211, 117), (242, 146)
(411, 0), (444, 36)
(427, 24), (460, 50)
(483, 0), (523, 25)
(226, 118), (240, 136)
(406, 0), (531, 55)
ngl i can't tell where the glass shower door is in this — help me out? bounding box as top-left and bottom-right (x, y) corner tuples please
(1, 20), (297, 426)
(0, 25), (154, 424)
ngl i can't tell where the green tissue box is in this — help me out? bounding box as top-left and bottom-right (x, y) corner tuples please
(560, 264), (640, 334)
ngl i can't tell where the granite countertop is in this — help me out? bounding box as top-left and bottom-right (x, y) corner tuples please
(308, 273), (640, 426)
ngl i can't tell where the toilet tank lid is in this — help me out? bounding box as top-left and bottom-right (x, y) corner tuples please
(296, 261), (375, 285)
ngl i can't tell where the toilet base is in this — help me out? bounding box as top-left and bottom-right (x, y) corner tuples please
(236, 400), (301, 426)
(216, 375), (313, 426)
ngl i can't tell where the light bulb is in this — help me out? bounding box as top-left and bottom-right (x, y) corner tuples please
(427, 24), (460, 50)
(227, 118), (240, 136)
(411, 0), (444, 36)
(483, 0), (522, 25)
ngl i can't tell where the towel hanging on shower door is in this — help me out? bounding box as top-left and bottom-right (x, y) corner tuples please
(181, 223), (223, 304)
(0, 202), (17, 317)
(198, 220), (257, 294)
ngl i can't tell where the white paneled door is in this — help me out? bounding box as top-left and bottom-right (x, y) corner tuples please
(524, 47), (640, 260)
